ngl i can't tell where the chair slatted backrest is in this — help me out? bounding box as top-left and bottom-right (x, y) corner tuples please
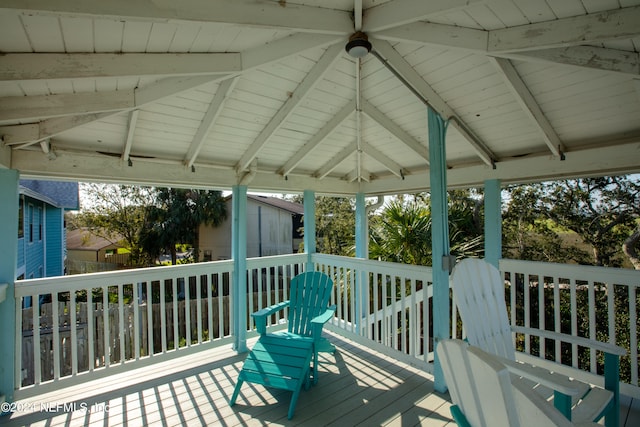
(287, 271), (333, 337)
(438, 339), (519, 427)
(451, 258), (516, 360)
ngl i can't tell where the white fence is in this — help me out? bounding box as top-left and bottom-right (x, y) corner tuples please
(14, 254), (640, 399)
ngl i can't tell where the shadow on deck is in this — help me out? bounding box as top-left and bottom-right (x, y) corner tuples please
(1, 331), (637, 426)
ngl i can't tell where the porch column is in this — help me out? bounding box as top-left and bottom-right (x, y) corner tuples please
(428, 107), (450, 393)
(355, 192), (367, 332)
(0, 169), (19, 405)
(484, 179), (502, 269)
(231, 185), (248, 353)
(303, 190), (316, 271)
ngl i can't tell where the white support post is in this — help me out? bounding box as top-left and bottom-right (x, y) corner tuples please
(0, 169), (19, 407)
(484, 179), (502, 269)
(303, 190), (316, 271)
(231, 185), (248, 353)
(428, 107), (450, 393)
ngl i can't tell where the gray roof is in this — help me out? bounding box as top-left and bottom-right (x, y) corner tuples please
(20, 180), (79, 210)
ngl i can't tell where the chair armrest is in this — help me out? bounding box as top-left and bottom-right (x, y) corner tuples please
(251, 300), (290, 335)
(495, 354), (589, 396)
(311, 305), (336, 341)
(511, 326), (627, 356)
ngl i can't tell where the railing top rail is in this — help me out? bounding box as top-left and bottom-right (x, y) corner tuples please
(500, 258), (640, 285)
(246, 253), (307, 269)
(312, 253), (433, 279)
(15, 259), (235, 297)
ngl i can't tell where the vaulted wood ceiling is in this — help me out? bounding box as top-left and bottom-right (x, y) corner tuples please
(1, 0), (639, 195)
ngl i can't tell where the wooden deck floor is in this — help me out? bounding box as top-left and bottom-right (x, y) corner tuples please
(1, 331), (638, 426)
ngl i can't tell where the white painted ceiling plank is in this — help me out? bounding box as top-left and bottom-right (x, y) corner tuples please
(278, 99), (355, 176)
(489, 57), (565, 157)
(361, 99), (428, 163)
(372, 40), (495, 166)
(235, 43), (343, 173)
(185, 77), (239, 168)
(315, 142), (356, 179)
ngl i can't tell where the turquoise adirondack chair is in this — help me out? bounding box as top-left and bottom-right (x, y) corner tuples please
(230, 271), (336, 419)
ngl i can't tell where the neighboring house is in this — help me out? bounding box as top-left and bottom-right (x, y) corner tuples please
(66, 228), (129, 274)
(17, 180), (79, 305)
(199, 195), (303, 261)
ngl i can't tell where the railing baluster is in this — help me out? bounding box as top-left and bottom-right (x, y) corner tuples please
(118, 284), (125, 364)
(173, 279), (179, 350)
(52, 292), (60, 380)
(570, 278), (578, 368)
(70, 290), (78, 375)
(196, 275), (202, 344)
(184, 276), (191, 347)
(133, 283), (139, 360)
(554, 275), (561, 363)
(630, 285), (638, 386)
(32, 294), (41, 385)
(146, 282), (153, 356)
(160, 279), (167, 353)
(588, 280), (596, 373)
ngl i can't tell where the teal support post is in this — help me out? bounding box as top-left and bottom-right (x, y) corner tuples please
(231, 185), (248, 353)
(354, 192), (367, 332)
(428, 107), (450, 393)
(0, 169), (19, 407)
(484, 179), (502, 269)
(303, 190), (316, 272)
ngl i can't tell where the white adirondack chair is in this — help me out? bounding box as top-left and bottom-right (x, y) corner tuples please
(437, 339), (601, 427)
(450, 258), (626, 426)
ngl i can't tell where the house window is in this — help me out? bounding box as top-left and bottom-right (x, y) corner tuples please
(28, 203), (34, 243)
(38, 206), (43, 241)
(18, 197), (24, 238)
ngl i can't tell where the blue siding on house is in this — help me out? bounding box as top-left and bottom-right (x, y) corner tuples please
(45, 206), (64, 277)
(16, 180), (78, 281)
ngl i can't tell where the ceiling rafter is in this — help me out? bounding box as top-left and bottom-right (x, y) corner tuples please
(345, 168), (370, 183)
(489, 57), (565, 158)
(360, 141), (405, 179)
(278, 99), (355, 177)
(122, 110), (139, 165)
(0, 0), (352, 34)
(0, 113), (113, 146)
(363, 0), (486, 33)
(235, 43), (344, 174)
(488, 5), (640, 53)
(315, 142), (357, 180)
(375, 22), (640, 76)
(361, 98), (429, 165)
(372, 39), (496, 167)
(0, 53), (240, 82)
(185, 77), (239, 169)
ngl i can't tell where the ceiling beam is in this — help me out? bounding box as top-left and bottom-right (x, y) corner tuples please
(363, 0), (485, 32)
(488, 6), (640, 53)
(122, 110), (139, 165)
(361, 99), (428, 164)
(314, 143), (356, 179)
(0, 0), (352, 35)
(278, 99), (355, 177)
(374, 21), (640, 77)
(372, 39), (496, 167)
(374, 21), (488, 52)
(489, 57), (565, 157)
(1, 75), (223, 137)
(510, 46), (640, 76)
(235, 43), (343, 173)
(0, 113), (113, 145)
(0, 53), (240, 82)
(0, 91), (134, 123)
(185, 77), (239, 168)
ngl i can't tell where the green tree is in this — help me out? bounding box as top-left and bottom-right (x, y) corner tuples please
(139, 188), (226, 264)
(504, 176), (640, 267)
(69, 184), (155, 266)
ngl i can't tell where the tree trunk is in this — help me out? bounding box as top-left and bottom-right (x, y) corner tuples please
(623, 226), (640, 270)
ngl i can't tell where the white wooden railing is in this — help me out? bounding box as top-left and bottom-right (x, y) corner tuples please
(498, 259), (640, 398)
(14, 254), (640, 399)
(14, 260), (235, 399)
